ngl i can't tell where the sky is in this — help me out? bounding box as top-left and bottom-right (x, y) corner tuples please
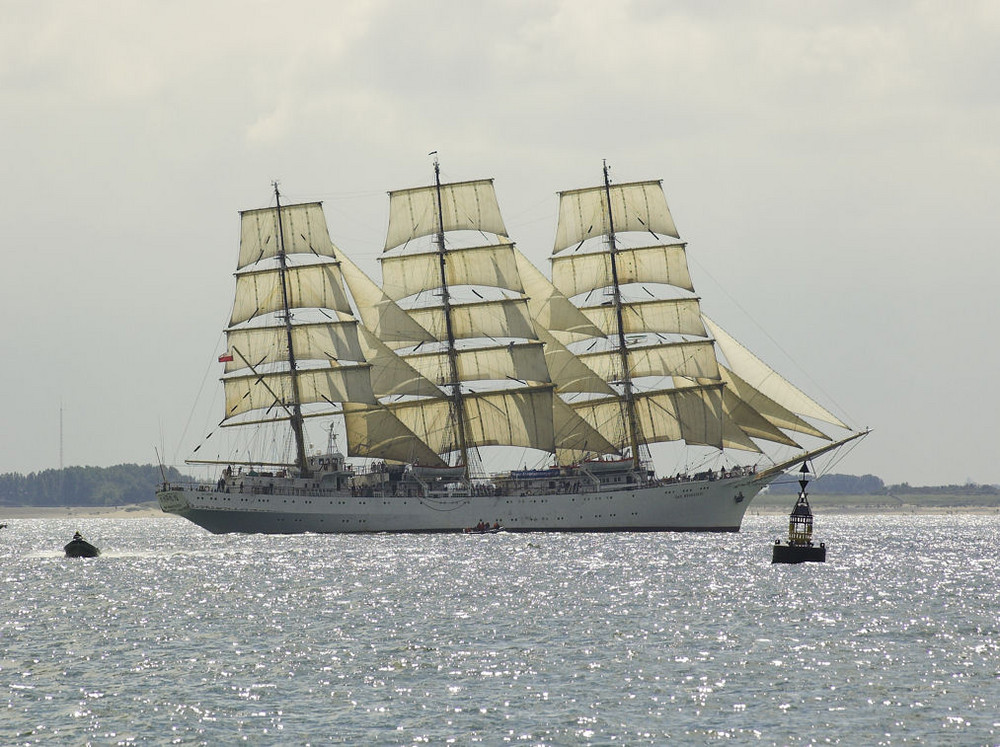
(2, 0), (997, 486)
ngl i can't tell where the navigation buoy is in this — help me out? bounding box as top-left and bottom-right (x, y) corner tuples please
(772, 462), (826, 564)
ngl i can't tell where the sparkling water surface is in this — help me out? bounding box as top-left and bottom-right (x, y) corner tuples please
(2, 514), (998, 744)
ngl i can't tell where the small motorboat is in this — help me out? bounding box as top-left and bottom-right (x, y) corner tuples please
(64, 532), (101, 558)
(464, 524), (503, 534)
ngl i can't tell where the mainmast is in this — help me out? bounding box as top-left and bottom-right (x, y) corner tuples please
(602, 161), (642, 469)
(273, 182), (311, 477)
(431, 156), (470, 475)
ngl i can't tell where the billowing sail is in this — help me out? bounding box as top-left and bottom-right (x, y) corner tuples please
(224, 320), (365, 374)
(223, 364), (376, 421)
(381, 243), (523, 300)
(674, 368), (808, 451)
(403, 341), (550, 385)
(388, 386), (556, 455)
(238, 202), (340, 270)
(407, 297), (537, 342)
(513, 247), (605, 341)
(378, 166), (560, 474)
(223, 196), (391, 470)
(551, 243), (693, 298)
(572, 385), (725, 450)
(719, 386), (799, 450)
(578, 339), (720, 382)
(356, 327), (444, 399)
(704, 316), (848, 429)
(342, 403), (449, 467)
(718, 366), (829, 440)
(384, 179), (507, 251)
(579, 297), (707, 338)
(534, 327), (615, 395)
(552, 398), (620, 463)
(719, 414), (766, 453)
(230, 263), (353, 326)
(553, 180), (679, 254)
(337, 252), (436, 346)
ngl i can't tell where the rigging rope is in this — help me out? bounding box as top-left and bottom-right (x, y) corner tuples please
(175, 329), (227, 465)
(688, 253), (856, 427)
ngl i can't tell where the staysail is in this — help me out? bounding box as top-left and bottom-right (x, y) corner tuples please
(703, 316), (849, 430)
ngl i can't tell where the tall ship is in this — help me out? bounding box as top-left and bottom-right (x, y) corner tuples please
(157, 161), (866, 533)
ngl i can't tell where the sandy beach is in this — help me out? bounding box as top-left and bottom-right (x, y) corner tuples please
(0, 502), (171, 520)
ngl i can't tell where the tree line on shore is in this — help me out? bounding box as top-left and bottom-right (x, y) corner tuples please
(765, 473), (999, 496)
(0, 465), (996, 507)
(0, 464), (186, 507)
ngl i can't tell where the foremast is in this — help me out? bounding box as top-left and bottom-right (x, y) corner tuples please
(601, 161), (643, 470)
(272, 183), (311, 477)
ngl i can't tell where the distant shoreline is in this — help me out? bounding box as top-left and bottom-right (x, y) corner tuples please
(752, 493), (1000, 515)
(0, 502), (169, 520)
(749, 504), (1000, 516)
(1, 499), (998, 521)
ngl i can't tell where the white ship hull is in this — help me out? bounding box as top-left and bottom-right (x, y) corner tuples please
(161, 179), (866, 536)
(156, 473), (767, 534)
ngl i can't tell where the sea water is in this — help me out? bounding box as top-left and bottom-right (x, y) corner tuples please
(1, 514), (998, 745)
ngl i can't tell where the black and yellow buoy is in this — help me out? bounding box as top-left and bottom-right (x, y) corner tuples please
(772, 462), (826, 564)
